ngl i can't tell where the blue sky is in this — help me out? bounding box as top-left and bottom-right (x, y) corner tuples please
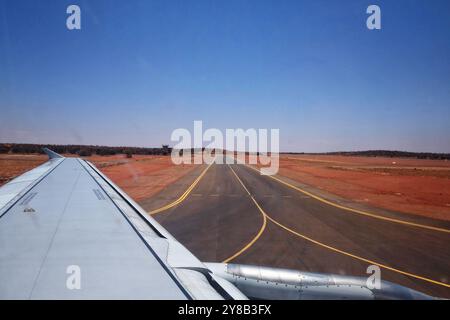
(1, 0), (449, 152)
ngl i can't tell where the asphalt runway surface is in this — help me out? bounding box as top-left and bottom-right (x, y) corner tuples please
(140, 160), (450, 299)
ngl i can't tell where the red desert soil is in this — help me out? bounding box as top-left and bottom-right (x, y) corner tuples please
(273, 155), (450, 221)
(88, 154), (197, 202)
(0, 154), (197, 202)
(0, 154), (48, 186)
(2, 153), (450, 221)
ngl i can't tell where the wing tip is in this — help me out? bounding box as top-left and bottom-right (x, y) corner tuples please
(43, 148), (64, 159)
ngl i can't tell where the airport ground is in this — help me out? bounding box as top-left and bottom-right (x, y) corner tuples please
(2, 153), (449, 220)
(1, 153), (449, 298)
(141, 158), (450, 299)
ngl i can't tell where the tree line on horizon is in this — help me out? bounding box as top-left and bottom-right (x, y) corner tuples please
(283, 150), (450, 160)
(0, 143), (449, 160)
(0, 143), (171, 157)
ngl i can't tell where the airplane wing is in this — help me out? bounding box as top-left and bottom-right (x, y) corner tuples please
(0, 149), (245, 299)
(0, 149), (435, 300)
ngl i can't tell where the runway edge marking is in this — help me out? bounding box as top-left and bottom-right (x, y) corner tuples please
(229, 164), (450, 289)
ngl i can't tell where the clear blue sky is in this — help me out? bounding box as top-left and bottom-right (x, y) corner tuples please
(1, 0), (449, 152)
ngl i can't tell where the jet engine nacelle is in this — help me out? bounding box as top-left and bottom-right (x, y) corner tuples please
(205, 263), (435, 300)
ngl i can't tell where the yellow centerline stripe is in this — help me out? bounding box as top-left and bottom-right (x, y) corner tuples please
(222, 165), (267, 263)
(149, 160), (214, 215)
(245, 164), (450, 234)
(228, 164), (450, 289)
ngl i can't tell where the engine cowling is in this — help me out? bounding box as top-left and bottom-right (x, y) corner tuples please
(205, 263), (435, 300)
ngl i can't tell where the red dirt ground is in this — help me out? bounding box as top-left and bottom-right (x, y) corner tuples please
(2, 153), (450, 221)
(0, 154), (197, 202)
(273, 155), (450, 221)
(0, 154), (48, 186)
(89, 154), (197, 201)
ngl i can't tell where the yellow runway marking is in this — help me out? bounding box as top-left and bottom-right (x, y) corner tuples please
(222, 165), (267, 263)
(228, 164), (450, 289)
(245, 164), (450, 234)
(149, 160), (214, 215)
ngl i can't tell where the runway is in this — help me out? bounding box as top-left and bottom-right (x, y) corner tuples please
(141, 160), (450, 299)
